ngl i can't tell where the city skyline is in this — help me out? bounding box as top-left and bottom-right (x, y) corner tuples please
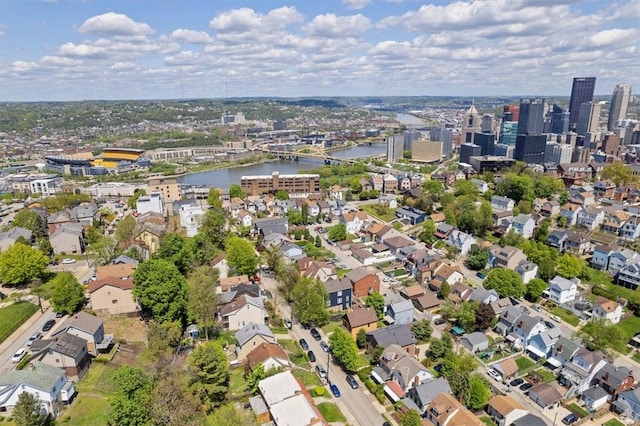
(1, 0), (639, 102)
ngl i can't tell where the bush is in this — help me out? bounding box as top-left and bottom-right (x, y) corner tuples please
(313, 386), (326, 397)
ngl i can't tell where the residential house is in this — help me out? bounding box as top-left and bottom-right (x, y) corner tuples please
(434, 222), (454, 239)
(495, 306), (526, 336)
(492, 211), (514, 228)
(374, 344), (432, 401)
(489, 297), (514, 316)
(366, 323), (417, 356)
(394, 207), (426, 225)
(219, 295), (267, 331)
(386, 299), (414, 325)
(54, 311), (108, 356)
(511, 414), (548, 426)
(608, 249), (639, 274)
(345, 267), (380, 297)
(512, 214), (536, 239)
(344, 307), (378, 339)
(491, 195), (515, 212)
(616, 257), (640, 290)
(339, 210), (368, 235)
(493, 358), (519, 381)
(219, 275), (251, 292)
(88, 278), (139, 316)
(558, 348), (607, 397)
(540, 200), (561, 217)
(591, 245), (616, 270)
(383, 236), (414, 255)
(246, 343), (292, 372)
(516, 260), (538, 284)
(620, 216), (640, 240)
(95, 262), (136, 280)
(570, 190), (596, 207)
(433, 263), (464, 286)
(582, 386), (610, 411)
(254, 217), (288, 238)
(593, 363), (635, 400)
(258, 371), (326, 426)
(178, 203), (204, 237)
(412, 292), (441, 313)
(237, 210), (253, 228)
(50, 223), (85, 255)
(0, 362), (74, 419)
(136, 192), (164, 215)
(70, 203), (99, 228)
(491, 245), (527, 270)
(602, 211), (629, 235)
(30, 332), (90, 381)
(302, 261), (336, 282)
(131, 226), (163, 257)
(468, 288), (499, 305)
(592, 297), (623, 324)
(365, 222), (392, 244)
(329, 185), (343, 200)
(470, 178), (489, 194)
(547, 230), (569, 251)
(547, 337), (581, 370)
(548, 275), (579, 304)
(0, 227), (33, 251)
(613, 388), (640, 421)
(527, 383), (563, 409)
(594, 180), (617, 199)
(370, 174), (384, 192)
(279, 241), (304, 260)
(577, 207), (605, 231)
(235, 322), (277, 362)
(400, 285), (425, 301)
(560, 203), (583, 227)
(398, 175), (411, 191)
(486, 395), (529, 426)
(382, 173), (398, 193)
(525, 328), (563, 361)
(447, 230), (477, 255)
(460, 332), (489, 354)
(564, 231), (591, 254)
(405, 378), (452, 416)
(512, 314), (547, 347)
(424, 392), (483, 426)
(323, 278), (352, 311)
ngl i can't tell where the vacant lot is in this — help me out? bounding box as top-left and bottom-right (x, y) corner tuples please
(63, 362), (117, 425)
(0, 301), (38, 344)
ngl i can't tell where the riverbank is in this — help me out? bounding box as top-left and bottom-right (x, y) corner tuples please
(182, 155), (274, 176)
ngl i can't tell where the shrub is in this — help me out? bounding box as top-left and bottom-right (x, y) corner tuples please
(314, 386), (326, 397)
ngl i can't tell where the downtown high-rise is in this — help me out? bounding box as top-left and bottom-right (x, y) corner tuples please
(608, 84), (632, 131)
(568, 77), (596, 131)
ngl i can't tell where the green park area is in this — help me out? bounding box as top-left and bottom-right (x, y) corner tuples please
(0, 302), (39, 344)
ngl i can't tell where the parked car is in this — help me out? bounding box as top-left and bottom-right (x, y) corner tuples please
(62, 258), (76, 264)
(509, 378), (524, 387)
(11, 348), (27, 363)
(434, 317), (447, 326)
(320, 341), (330, 353)
(533, 304), (542, 312)
(551, 315), (562, 323)
(544, 320), (555, 329)
(42, 319), (56, 332)
(487, 369), (502, 382)
(475, 272), (486, 279)
(561, 413), (579, 425)
(519, 382), (533, 392)
(299, 338), (309, 351)
(283, 318), (292, 329)
(346, 374), (359, 389)
(310, 328), (322, 341)
(330, 383), (341, 398)
(315, 364), (327, 379)
(307, 350), (316, 362)
(27, 332), (42, 346)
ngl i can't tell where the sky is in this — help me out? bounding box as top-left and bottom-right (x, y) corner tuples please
(0, 0), (638, 101)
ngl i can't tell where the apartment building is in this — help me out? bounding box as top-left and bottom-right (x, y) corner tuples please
(241, 172), (320, 197)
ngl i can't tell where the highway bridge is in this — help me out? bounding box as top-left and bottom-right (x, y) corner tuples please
(261, 148), (386, 165)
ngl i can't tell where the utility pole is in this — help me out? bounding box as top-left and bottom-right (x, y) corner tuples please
(327, 351), (331, 383)
(32, 278), (43, 313)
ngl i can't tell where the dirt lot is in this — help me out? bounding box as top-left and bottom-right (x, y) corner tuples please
(102, 315), (148, 344)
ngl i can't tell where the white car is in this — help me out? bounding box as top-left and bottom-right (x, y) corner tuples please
(487, 369), (502, 382)
(62, 258), (76, 264)
(551, 315), (562, 323)
(11, 348), (27, 363)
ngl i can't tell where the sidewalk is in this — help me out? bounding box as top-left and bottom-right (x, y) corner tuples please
(0, 298), (51, 356)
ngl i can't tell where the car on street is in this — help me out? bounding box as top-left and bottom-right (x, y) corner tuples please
(346, 374), (359, 389)
(11, 348), (27, 363)
(320, 341), (330, 352)
(62, 258), (76, 264)
(434, 317), (447, 326)
(509, 378), (524, 387)
(330, 383), (341, 398)
(487, 369), (502, 382)
(533, 305), (542, 312)
(519, 382), (533, 391)
(544, 320), (555, 329)
(55, 311), (64, 318)
(561, 413), (579, 425)
(310, 328), (322, 341)
(475, 272), (486, 279)
(551, 315), (562, 322)
(315, 364), (327, 379)
(299, 338), (309, 351)
(42, 319), (56, 332)
(27, 332), (42, 346)
(307, 350), (316, 362)
(283, 318), (292, 329)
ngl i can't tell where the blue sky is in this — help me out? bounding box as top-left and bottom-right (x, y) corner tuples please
(1, 0), (638, 101)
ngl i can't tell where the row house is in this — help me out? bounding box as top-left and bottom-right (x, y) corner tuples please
(512, 214), (536, 239)
(491, 195), (515, 212)
(558, 348), (607, 398)
(593, 179), (617, 199)
(577, 207), (605, 231)
(620, 216), (640, 240)
(339, 210), (369, 235)
(382, 173), (398, 193)
(540, 200), (561, 217)
(560, 203), (582, 226)
(602, 210), (630, 234)
(547, 275), (579, 304)
(490, 245), (527, 270)
(616, 257), (640, 290)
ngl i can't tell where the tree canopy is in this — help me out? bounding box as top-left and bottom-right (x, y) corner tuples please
(10, 209), (48, 240)
(13, 392), (50, 426)
(291, 277), (330, 326)
(576, 319), (626, 354)
(133, 258), (187, 323)
(187, 266), (219, 339)
(556, 253), (585, 279)
(0, 244), (49, 286)
(365, 293), (385, 320)
(411, 319), (433, 343)
(465, 245), (489, 270)
(107, 366), (153, 426)
(225, 235), (258, 276)
(188, 341), (229, 411)
(328, 327), (360, 373)
(525, 278), (548, 302)
(228, 184), (246, 199)
(327, 223), (347, 242)
(484, 269), (525, 298)
(50, 272), (85, 315)
(115, 214), (137, 243)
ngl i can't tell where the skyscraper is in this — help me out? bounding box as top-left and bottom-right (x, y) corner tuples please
(460, 104), (482, 145)
(608, 84), (632, 131)
(517, 99), (545, 135)
(575, 101), (602, 136)
(514, 134), (546, 164)
(568, 77), (596, 131)
(546, 104), (570, 134)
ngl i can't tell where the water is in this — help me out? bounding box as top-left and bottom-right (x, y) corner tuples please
(179, 143), (387, 188)
(395, 113), (428, 127)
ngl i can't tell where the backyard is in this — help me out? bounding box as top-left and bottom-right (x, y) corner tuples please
(317, 402), (346, 422)
(0, 301), (39, 344)
(550, 306), (581, 327)
(63, 362), (117, 425)
(360, 203), (397, 222)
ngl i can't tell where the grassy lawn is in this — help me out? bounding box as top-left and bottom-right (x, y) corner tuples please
(279, 339), (309, 367)
(603, 419), (625, 426)
(0, 301), (39, 344)
(568, 403), (589, 418)
(292, 368), (322, 387)
(211, 329), (236, 346)
(321, 321), (343, 336)
(317, 402), (347, 422)
(360, 203), (397, 222)
(632, 352), (640, 364)
(64, 363), (117, 425)
(229, 367), (247, 395)
(515, 356), (536, 372)
(617, 315), (640, 341)
(479, 416), (497, 426)
(531, 367), (556, 383)
(551, 306), (580, 327)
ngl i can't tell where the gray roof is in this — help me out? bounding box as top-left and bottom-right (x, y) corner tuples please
(583, 386), (609, 400)
(549, 275), (576, 291)
(70, 203), (97, 219)
(58, 311), (103, 335)
(113, 254), (139, 266)
(346, 266), (373, 283)
(552, 337), (581, 359)
(516, 314), (545, 335)
(511, 413), (549, 426)
(31, 332), (87, 359)
(235, 322), (275, 347)
(324, 277), (351, 294)
(460, 332), (489, 347)
(367, 323), (416, 348)
(389, 299), (414, 314)
(408, 377), (452, 406)
(0, 226), (32, 242)
(51, 222), (84, 237)
(0, 361), (65, 394)
(513, 214), (533, 224)
(469, 288), (498, 304)
(595, 363), (634, 389)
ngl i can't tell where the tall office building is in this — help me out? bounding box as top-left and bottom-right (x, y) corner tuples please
(545, 104), (570, 134)
(387, 133), (404, 162)
(503, 105), (520, 122)
(576, 101), (602, 136)
(514, 134), (546, 164)
(517, 99), (545, 135)
(473, 132), (496, 156)
(499, 121), (518, 145)
(568, 77), (596, 131)
(608, 84), (632, 131)
(430, 128), (453, 158)
(403, 129), (422, 151)
(481, 114), (495, 133)
(460, 105), (482, 145)
(460, 143), (481, 164)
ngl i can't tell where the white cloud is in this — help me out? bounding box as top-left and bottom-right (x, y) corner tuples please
(0, 24), (6, 37)
(78, 12), (154, 36)
(304, 14), (371, 38)
(164, 29), (213, 44)
(588, 28), (639, 47)
(343, 0), (371, 9)
(209, 7), (302, 32)
(11, 61), (40, 73)
(110, 62), (137, 71)
(58, 42), (108, 58)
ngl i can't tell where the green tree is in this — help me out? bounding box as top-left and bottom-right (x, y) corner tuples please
(440, 280), (451, 298)
(108, 366), (153, 426)
(475, 302), (495, 331)
(277, 262), (300, 302)
(11, 209), (48, 240)
(188, 341), (229, 411)
(246, 363), (265, 394)
(187, 266), (219, 340)
(525, 278), (548, 302)
(427, 337), (449, 361)
(556, 253), (585, 278)
(411, 319), (433, 343)
(327, 223), (347, 242)
(356, 328), (367, 349)
(534, 175), (565, 199)
(457, 301), (478, 332)
(328, 327), (360, 373)
(576, 319), (626, 353)
(133, 258), (187, 324)
(0, 244), (48, 286)
(602, 162), (637, 186)
(225, 235), (258, 276)
(314, 235), (322, 247)
(198, 208), (228, 257)
(150, 369), (203, 426)
(287, 208), (303, 225)
(274, 190), (289, 200)
(467, 374), (491, 410)
(484, 269), (525, 298)
(88, 235), (117, 266)
(127, 189), (146, 210)
(147, 320), (183, 361)
(465, 245), (489, 270)
(291, 277), (330, 326)
(228, 184), (246, 199)
(115, 214), (137, 243)
(206, 403), (254, 426)
(365, 292), (385, 320)
(420, 219), (437, 245)
(499, 230), (525, 248)
(13, 392), (50, 426)
(301, 203), (309, 225)
(155, 233), (194, 275)
(399, 409), (422, 426)
(50, 272), (85, 314)
(207, 188), (223, 209)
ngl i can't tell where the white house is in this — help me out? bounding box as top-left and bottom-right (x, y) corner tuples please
(219, 295), (267, 331)
(340, 210), (368, 235)
(577, 207), (605, 231)
(447, 230), (477, 255)
(136, 192), (164, 215)
(515, 260), (538, 284)
(591, 297), (623, 324)
(237, 210), (253, 228)
(512, 314), (547, 346)
(512, 214), (535, 239)
(179, 203), (205, 237)
(547, 275), (579, 304)
(491, 195), (515, 212)
(470, 179), (489, 194)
